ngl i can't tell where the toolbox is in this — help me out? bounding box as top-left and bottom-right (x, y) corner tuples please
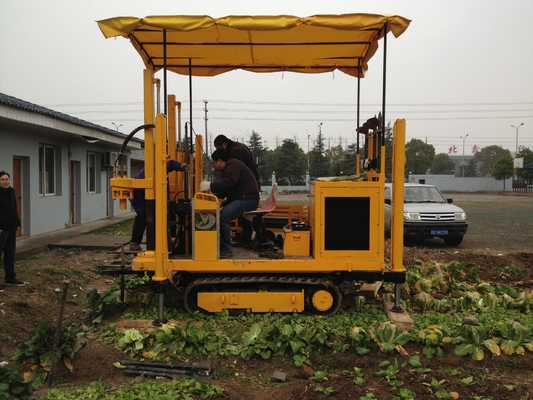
(283, 223), (310, 256)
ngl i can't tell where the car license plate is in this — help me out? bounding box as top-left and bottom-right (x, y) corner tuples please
(431, 229), (448, 236)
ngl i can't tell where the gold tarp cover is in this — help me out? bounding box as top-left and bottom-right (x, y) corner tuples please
(97, 14), (410, 77)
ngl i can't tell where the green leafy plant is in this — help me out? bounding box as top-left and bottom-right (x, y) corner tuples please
(451, 324), (500, 360)
(309, 370), (328, 382)
(39, 376), (224, 399)
(423, 378), (445, 389)
(239, 323), (276, 361)
(353, 295), (366, 311)
(143, 322), (187, 359)
(408, 355), (431, 374)
(458, 376), (475, 386)
(494, 320), (533, 355)
(183, 321), (216, 355)
(117, 328), (147, 356)
(315, 386), (335, 396)
(370, 322), (410, 354)
(83, 288), (122, 326)
(435, 390), (460, 399)
(395, 388), (417, 399)
(417, 325), (451, 358)
(343, 367), (366, 386)
(346, 326), (372, 355)
(12, 322), (84, 387)
(375, 359), (404, 381)
(0, 366), (33, 399)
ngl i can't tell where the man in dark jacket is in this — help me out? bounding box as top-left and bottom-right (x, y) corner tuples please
(0, 171), (24, 291)
(129, 160), (188, 251)
(213, 134), (261, 246)
(204, 149), (259, 258)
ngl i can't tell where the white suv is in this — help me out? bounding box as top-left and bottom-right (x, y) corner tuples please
(384, 183), (468, 246)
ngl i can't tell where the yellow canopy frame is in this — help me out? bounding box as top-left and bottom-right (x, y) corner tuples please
(97, 13), (410, 78)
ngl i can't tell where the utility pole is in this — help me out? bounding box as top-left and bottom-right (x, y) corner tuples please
(460, 134), (469, 177)
(307, 134), (310, 173)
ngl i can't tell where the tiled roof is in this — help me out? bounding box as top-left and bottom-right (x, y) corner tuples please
(0, 92), (143, 144)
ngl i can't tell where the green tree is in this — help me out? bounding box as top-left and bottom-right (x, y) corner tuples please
(326, 144), (345, 176)
(341, 143), (358, 175)
(309, 130), (330, 178)
(273, 139), (307, 185)
(247, 130), (270, 183)
(404, 139), (435, 177)
(465, 159), (478, 177)
(516, 148), (533, 181)
(430, 153), (456, 175)
(492, 154), (514, 190)
(473, 145), (510, 177)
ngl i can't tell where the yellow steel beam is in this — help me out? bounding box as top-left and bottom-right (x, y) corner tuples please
(391, 119), (406, 272)
(143, 69), (156, 201)
(153, 113), (169, 282)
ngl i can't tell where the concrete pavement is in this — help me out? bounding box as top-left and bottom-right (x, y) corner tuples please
(15, 212), (136, 260)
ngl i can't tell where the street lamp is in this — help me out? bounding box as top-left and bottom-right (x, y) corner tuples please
(112, 122), (122, 132)
(511, 123), (524, 156)
(460, 134), (469, 177)
(307, 134), (310, 173)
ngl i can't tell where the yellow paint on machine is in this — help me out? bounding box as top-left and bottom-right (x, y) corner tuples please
(197, 291), (305, 313)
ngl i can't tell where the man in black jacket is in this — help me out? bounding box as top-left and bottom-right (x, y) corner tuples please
(213, 134), (261, 246)
(202, 149), (259, 258)
(0, 171), (24, 291)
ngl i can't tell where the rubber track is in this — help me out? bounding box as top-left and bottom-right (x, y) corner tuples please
(184, 275), (342, 316)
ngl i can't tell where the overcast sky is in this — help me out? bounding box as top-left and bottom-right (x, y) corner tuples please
(1, 0), (532, 156)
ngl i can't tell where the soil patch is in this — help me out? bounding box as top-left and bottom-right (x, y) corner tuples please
(1, 194), (533, 398)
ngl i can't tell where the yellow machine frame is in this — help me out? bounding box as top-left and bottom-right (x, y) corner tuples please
(102, 13), (409, 317)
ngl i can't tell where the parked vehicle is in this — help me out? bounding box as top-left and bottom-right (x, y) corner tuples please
(384, 183), (468, 246)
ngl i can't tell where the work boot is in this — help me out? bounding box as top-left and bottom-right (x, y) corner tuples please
(5, 278), (25, 286)
(129, 242), (142, 252)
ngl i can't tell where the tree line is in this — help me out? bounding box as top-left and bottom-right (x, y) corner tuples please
(205, 130), (533, 186)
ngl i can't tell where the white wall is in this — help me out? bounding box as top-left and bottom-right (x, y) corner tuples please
(408, 175), (513, 192)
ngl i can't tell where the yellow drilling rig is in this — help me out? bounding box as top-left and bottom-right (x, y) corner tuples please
(97, 13), (411, 323)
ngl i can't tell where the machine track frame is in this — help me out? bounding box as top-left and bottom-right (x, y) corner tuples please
(183, 275), (342, 316)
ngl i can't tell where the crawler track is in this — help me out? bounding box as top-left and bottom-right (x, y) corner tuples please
(183, 275), (342, 316)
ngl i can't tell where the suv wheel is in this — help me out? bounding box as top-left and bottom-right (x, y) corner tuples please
(444, 236), (463, 246)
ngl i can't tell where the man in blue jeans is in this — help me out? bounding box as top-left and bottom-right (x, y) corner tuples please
(203, 149), (259, 258)
(129, 160), (188, 251)
(0, 171), (25, 292)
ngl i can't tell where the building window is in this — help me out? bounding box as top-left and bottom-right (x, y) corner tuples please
(39, 145), (56, 195)
(87, 152), (97, 193)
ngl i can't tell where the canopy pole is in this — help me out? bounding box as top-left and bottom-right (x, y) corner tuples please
(357, 59), (361, 153)
(163, 29), (169, 155)
(189, 58), (193, 153)
(163, 29), (168, 117)
(355, 59), (361, 174)
(380, 23), (388, 170)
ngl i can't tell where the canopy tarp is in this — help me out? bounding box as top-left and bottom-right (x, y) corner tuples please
(97, 14), (410, 77)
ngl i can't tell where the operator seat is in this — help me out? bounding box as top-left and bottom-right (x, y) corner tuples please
(243, 183), (278, 252)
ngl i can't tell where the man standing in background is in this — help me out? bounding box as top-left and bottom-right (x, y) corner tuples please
(0, 171), (25, 291)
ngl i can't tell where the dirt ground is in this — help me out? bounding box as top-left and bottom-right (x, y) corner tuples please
(1, 192), (533, 399)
